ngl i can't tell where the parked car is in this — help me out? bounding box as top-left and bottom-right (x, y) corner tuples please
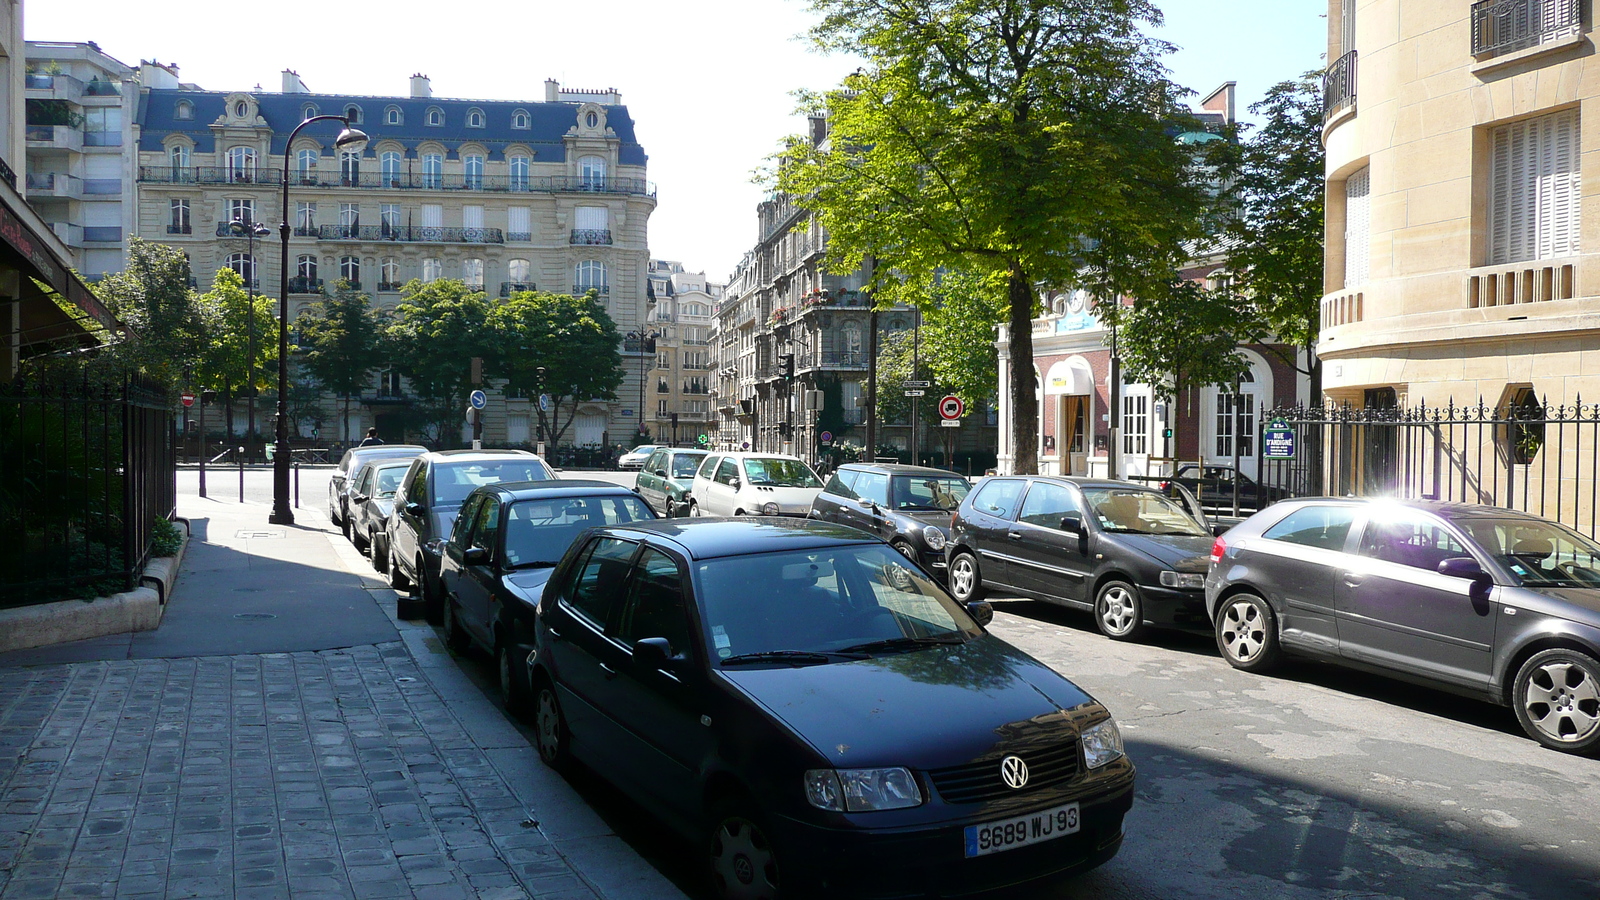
(810, 463), (971, 579)
(529, 517), (1135, 898)
(946, 476), (1215, 641)
(617, 445), (659, 470)
(346, 459), (413, 565)
(386, 449), (557, 623)
(690, 452), (823, 517)
(1207, 498), (1600, 754)
(634, 447), (709, 517)
(327, 444), (427, 527)
(437, 480), (656, 712)
(1162, 464), (1284, 514)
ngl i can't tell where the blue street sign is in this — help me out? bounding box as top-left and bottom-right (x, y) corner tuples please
(538, 393), (552, 412)
(1263, 418), (1296, 460)
(820, 431), (833, 443)
(469, 390), (487, 410)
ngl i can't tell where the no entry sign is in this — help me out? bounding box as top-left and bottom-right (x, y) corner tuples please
(938, 395), (964, 420)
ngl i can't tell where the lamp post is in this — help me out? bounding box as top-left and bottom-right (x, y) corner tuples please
(628, 329), (658, 439)
(271, 115), (367, 525)
(227, 218), (271, 460)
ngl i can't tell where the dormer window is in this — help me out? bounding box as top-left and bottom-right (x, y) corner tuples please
(302, 104), (318, 121)
(426, 107), (443, 126)
(512, 109), (530, 129)
(174, 101), (193, 121)
(586, 111), (598, 128)
(235, 101), (248, 118)
(466, 108), (485, 128)
(386, 106), (402, 125)
(345, 105), (362, 124)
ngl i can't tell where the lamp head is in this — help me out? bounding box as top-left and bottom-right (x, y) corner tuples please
(229, 218), (248, 235)
(334, 123), (369, 155)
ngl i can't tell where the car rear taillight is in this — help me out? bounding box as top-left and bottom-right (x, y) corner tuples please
(1158, 480), (1170, 491)
(1210, 535), (1226, 564)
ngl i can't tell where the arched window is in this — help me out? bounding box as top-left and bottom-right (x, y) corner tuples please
(234, 100), (248, 118)
(579, 156), (606, 191)
(380, 151), (403, 187)
(509, 155), (530, 191)
(169, 145), (190, 179)
(380, 258), (399, 290)
(462, 258), (485, 289)
(302, 104), (318, 121)
(296, 149), (318, 182)
(422, 153), (443, 189)
(340, 256), (360, 287)
(226, 252), (255, 287)
(512, 109), (530, 129)
(463, 154), (484, 190)
(508, 258), (531, 283)
(466, 108), (484, 128)
(175, 101), (193, 120)
(426, 107), (443, 126)
(345, 105), (362, 124)
(227, 147), (257, 182)
(575, 260), (607, 293)
(341, 150), (360, 186)
(422, 258), (442, 282)
(386, 106), (402, 125)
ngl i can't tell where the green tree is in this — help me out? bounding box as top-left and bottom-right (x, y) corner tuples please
(908, 271), (1003, 409)
(193, 268), (277, 438)
(91, 238), (207, 388)
(385, 279), (494, 445)
(779, 0), (1206, 473)
(874, 329), (942, 459)
(299, 283), (386, 443)
(485, 289), (625, 446)
(1103, 276), (1249, 404)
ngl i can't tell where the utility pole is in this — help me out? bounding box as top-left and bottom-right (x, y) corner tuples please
(866, 306), (877, 458)
(1108, 321), (1121, 480)
(910, 305), (921, 466)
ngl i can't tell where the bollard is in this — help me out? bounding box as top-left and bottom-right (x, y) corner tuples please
(238, 447), (245, 503)
(294, 461), (300, 508)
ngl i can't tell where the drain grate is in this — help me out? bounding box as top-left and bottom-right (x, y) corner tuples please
(233, 613), (278, 620)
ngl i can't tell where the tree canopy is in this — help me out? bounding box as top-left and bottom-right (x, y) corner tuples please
(91, 238), (207, 389)
(298, 283), (387, 443)
(484, 289), (625, 446)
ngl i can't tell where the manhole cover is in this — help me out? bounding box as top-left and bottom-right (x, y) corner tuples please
(235, 530), (285, 539)
(234, 613), (278, 620)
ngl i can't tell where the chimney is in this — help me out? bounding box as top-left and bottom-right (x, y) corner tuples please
(281, 69), (308, 94)
(139, 60), (180, 90)
(808, 114), (828, 147)
(545, 79), (560, 102)
(1200, 81), (1237, 125)
(410, 73), (432, 99)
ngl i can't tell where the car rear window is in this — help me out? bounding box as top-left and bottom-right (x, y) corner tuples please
(1262, 505), (1357, 552)
(431, 459), (552, 506)
(670, 454), (703, 478)
(969, 479), (1026, 520)
(503, 496), (655, 569)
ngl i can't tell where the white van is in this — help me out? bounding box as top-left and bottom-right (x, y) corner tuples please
(689, 452), (824, 517)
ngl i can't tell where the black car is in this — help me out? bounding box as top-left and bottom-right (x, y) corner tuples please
(1208, 498), (1600, 754)
(529, 518), (1134, 899)
(436, 480), (656, 710)
(1162, 463), (1283, 514)
(347, 459), (413, 563)
(946, 476), (1215, 641)
(327, 444), (427, 528)
(810, 464), (971, 579)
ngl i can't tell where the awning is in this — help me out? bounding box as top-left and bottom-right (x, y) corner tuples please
(1045, 357), (1095, 395)
(0, 188), (121, 358)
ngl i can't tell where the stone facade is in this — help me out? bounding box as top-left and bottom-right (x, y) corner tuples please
(637, 259), (721, 447)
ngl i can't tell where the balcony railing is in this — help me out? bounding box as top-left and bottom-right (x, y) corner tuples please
(83, 80), (122, 96)
(500, 282), (537, 296)
(799, 350), (868, 369)
(214, 221), (264, 237)
(573, 283), (610, 295)
(570, 229), (613, 245)
(506, 231), (532, 242)
(25, 125), (81, 150)
(25, 172), (78, 195)
(25, 73), (56, 89)
(139, 167), (657, 197)
(83, 226), (122, 243)
(166, 224), (192, 235)
(376, 281), (404, 293)
(317, 224), (504, 244)
(1472, 0), (1581, 57)
(288, 277), (324, 294)
(1323, 51), (1357, 121)
(0, 157), (13, 191)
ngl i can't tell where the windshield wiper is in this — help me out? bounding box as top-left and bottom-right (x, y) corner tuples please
(720, 650), (852, 667)
(509, 560), (561, 570)
(836, 634), (967, 655)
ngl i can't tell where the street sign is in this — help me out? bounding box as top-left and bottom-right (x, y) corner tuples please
(940, 420), (961, 428)
(904, 380), (931, 388)
(904, 390), (926, 397)
(820, 431), (833, 443)
(469, 389), (487, 410)
(1263, 418), (1296, 459)
(938, 395), (964, 420)
(180, 392), (195, 408)
(538, 393), (552, 412)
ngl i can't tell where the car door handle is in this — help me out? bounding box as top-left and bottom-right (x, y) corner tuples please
(1008, 532), (1023, 541)
(546, 627), (562, 641)
(1342, 574), (1366, 587)
(598, 662), (618, 680)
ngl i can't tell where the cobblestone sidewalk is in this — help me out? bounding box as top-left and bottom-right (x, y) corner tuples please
(0, 643), (593, 900)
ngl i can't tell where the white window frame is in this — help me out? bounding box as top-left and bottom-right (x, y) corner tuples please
(340, 256), (360, 285)
(422, 258), (443, 282)
(1490, 109), (1581, 265)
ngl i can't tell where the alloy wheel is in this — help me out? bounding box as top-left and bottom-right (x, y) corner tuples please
(534, 685), (567, 767)
(1096, 582), (1142, 639)
(1219, 598), (1266, 663)
(1521, 657), (1600, 747)
(949, 554), (978, 602)
(709, 815), (779, 900)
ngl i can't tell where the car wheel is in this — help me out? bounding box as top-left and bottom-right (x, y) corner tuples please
(497, 638), (530, 720)
(1214, 592), (1281, 672)
(533, 676), (570, 769)
(1512, 648), (1600, 754)
(707, 798), (782, 900)
(352, 523), (370, 554)
(443, 597), (471, 654)
(372, 534), (388, 573)
(1095, 580), (1147, 642)
(341, 515), (352, 541)
(387, 546), (411, 591)
(420, 559), (444, 625)
(890, 540), (917, 562)
(948, 551), (983, 603)
(690, 502), (703, 517)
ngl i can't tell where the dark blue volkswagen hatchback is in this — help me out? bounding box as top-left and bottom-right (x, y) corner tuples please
(529, 518), (1134, 899)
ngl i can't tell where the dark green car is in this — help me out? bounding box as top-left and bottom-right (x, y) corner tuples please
(633, 447), (709, 518)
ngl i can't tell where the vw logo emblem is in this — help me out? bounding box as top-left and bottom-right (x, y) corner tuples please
(1000, 755), (1029, 789)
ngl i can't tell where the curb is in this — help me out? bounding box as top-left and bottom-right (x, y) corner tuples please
(0, 532), (187, 654)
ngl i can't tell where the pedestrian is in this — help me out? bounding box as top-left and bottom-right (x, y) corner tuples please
(358, 427), (384, 447)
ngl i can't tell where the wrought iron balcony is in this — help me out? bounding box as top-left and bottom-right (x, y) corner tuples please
(1472, 0), (1580, 57)
(288, 276), (323, 294)
(167, 224), (192, 235)
(317, 224), (504, 244)
(83, 80), (121, 96)
(0, 157), (13, 191)
(138, 167), (657, 197)
(214, 221), (266, 237)
(500, 282), (537, 297)
(570, 229), (613, 245)
(506, 232), (532, 242)
(798, 350), (868, 369)
(1323, 51), (1357, 122)
(573, 283), (610, 295)
(376, 281), (404, 293)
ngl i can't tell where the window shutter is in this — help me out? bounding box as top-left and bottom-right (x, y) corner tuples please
(575, 206), (608, 230)
(1491, 109), (1579, 264)
(508, 207), (530, 234)
(1343, 167), (1370, 287)
(421, 204), (443, 228)
(463, 206), (484, 229)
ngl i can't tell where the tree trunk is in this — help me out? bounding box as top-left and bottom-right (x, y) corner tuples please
(1007, 268), (1039, 474)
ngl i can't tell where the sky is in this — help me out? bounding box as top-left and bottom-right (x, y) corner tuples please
(28, 0), (1328, 283)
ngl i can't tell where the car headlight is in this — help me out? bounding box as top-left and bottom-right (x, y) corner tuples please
(921, 525), (946, 551)
(761, 501), (780, 516)
(1081, 719), (1125, 769)
(804, 767), (922, 812)
(1159, 570), (1206, 589)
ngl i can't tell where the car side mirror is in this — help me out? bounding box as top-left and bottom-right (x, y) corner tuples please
(350, 492), (366, 503)
(1059, 513), (1082, 534)
(463, 547), (490, 566)
(1437, 557), (1485, 580)
(405, 501), (425, 516)
(632, 637), (676, 672)
(729, 478), (740, 490)
(965, 600), (994, 627)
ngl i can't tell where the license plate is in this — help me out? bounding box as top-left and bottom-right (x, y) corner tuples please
(963, 802), (1079, 858)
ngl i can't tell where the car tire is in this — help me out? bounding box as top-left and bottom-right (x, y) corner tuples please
(948, 551), (984, 603)
(371, 534), (388, 574)
(341, 515), (352, 542)
(1095, 579), (1148, 642)
(421, 563), (444, 625)
(443, 597), (471, 654)
(707, 797), (783, 900)
(352, 523), (370, 554)
(890, 540), (918, 562)
(690, 502), (702, 517)
(1512, 648), (1600, 754)
(1214, 591), (1281, 673)
(533, 675), (571, 770)
(497, 638), (531, 720)
(387, 546), (410, 591)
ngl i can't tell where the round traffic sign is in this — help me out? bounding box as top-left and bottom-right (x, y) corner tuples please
(820, 431), (833, 443)
(180, 392), (195, 408)
(470, 389), (488, 410)
(938, 395), (964, 420)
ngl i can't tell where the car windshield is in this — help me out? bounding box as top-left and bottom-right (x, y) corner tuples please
(502, 495), (655, 568)
(431, 459), (552, 506)
(372, 466), (409, 498)
(629, 446), (657, 457)
(1452, 517), (1600, 588)
(671, 455), (704, 478)
(741, 457), (821, 488)
(892, 475), (971, 511)
(695, 544), (978, 666)
(1083, 488), (1208, 536)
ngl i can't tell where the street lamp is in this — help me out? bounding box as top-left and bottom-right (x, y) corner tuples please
(627, 329), (659, 438)
(227, 217), (271, 460)
(271, 115), (367, 525)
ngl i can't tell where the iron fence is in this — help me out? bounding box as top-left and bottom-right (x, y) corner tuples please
(1259, 400), (1600, 538)
(1471, 0), (1581, 57)
(318, 224), (504, 244)
(0, 375), (177, 608)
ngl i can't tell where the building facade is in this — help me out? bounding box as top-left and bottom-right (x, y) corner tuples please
(24, 41), (137, 280)
(132, 69), (655, 446)
(639, 259), (720, 447)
